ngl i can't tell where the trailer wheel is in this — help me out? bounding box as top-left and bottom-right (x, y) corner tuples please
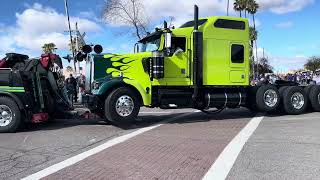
(104, 87), (140, 123)
(282, 86), (307, 115)
(304, 85), (315, 95)
(255, 85), (280, 112)
(277, 86), (289, 113)
(308, 85), (320, 111)
(304, 85), (316, 111)
(0, 97), (21, 133)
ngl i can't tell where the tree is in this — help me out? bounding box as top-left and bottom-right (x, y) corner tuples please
(103, 0), (149, 40)
(249, 27), (257, 63)
(42, 43), (57, 54)
(247, 0), (259, 30)
(257, 57), (273, 74)
(247, 0), (259, 77)
(233, 0), (243, 17)
(304, 56), (320, 72)
(249, 27), (258, 43)
(234, 0), (247, 17)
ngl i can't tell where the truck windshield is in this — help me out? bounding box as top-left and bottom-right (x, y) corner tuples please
(138, 32), (161, 52)
(139, 37), (161, 52)
(180, 19), (208, 28)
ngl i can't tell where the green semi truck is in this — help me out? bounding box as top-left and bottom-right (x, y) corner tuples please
(82, 5), (320, 123)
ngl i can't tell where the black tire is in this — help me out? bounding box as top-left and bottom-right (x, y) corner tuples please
(254, 85), (280, 112)
(304, 85), (315, 95)
(308, 85), (320, 111)
(0, 97), (21, 133)
(246, 86), (260, 112)
(304, 85), (316, 111)
(279, 86), (289, 96)
(104, 87), (141, 123)
(282, 86), (307, 115)
(277, 86), (289, 113)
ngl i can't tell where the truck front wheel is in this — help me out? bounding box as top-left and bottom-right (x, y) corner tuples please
(104, 87), (141, 123)
(0, 97), (21, 133)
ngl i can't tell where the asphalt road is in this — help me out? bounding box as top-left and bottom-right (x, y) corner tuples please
(0, 107), (319, 179)
(227, 112), (320, 180)
(0, 108), (192, 180)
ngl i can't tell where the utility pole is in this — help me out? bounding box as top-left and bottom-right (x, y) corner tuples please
(64, 0), (76, 74)
(74, 22), (87, 75)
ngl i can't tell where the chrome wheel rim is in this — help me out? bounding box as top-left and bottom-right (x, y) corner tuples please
(263, 89), (278, 107)
(0, 105), (13, 127)
(115, 95), (134, 117)
(291, 92), (304, 109)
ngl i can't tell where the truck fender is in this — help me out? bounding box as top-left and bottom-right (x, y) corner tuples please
(0, 92), (24, 110)
(123, 79), (151, 105)
(96, 78), (151, 106)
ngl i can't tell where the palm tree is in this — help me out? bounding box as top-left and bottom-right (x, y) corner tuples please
(247, 0), (259, 30)
(234, 0), (248, 17)
(42, 43), (57, 54)
(249, 27), (257, 76)
(249, 27), (258, 44)
(247, 0), (259, 77)
(233, 0), (242, 17)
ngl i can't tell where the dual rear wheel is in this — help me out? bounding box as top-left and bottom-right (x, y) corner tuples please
(248, 85), (317, 115)
(279, 86), (308, 115)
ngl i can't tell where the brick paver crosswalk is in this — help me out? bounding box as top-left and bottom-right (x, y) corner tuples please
(44, 113), (250, 180)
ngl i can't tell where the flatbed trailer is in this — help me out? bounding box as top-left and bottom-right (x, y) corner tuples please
(82, 5), (320, 124)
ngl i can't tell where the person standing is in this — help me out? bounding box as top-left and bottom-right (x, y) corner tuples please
(65, 74), (77, 103)
(78, 73), (86, 94)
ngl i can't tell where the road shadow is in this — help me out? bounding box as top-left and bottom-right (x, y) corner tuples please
(20, 107), (314, 132)
(168, 108), (257, 124)
(112, 108), (257, 130)
(21, 117), (108, 132)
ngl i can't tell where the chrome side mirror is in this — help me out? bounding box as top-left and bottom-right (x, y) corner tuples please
(174, 48), (184, 56)
(164, 33), (172, 49)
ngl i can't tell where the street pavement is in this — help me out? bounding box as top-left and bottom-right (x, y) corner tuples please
(0, 107), (320, 179)
(227, 112), (320, 180)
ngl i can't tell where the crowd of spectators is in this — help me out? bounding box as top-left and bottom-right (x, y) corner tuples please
(251, 70), (320, 86)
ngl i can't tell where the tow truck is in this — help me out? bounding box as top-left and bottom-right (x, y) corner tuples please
(0, 53), (71, 132)
(82, 5), (320, 123)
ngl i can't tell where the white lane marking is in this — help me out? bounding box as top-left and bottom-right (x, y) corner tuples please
(22, 112), (193, 180)
(268, 116), (320, 121)
(202, 114), (264, 180)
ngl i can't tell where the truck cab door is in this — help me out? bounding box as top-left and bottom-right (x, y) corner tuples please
(162, 36), (191, 85)
(229, 43), (247, 83)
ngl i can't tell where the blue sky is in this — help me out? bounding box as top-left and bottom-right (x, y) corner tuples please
(0, 0), (319, 72)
